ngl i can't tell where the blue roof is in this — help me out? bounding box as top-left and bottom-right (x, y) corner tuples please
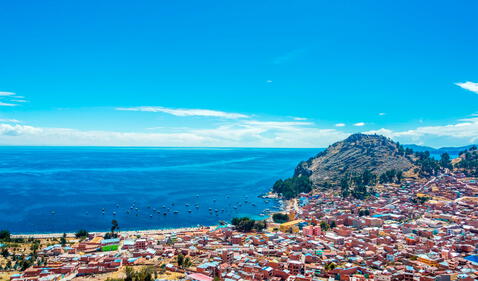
(101, 238), (120, 244)
(464, 255), (478, 264)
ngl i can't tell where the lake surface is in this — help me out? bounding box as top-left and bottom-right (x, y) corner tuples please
(0, 147), (322, 234)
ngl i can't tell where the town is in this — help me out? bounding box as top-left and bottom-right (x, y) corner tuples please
(1, 171), (477, 281)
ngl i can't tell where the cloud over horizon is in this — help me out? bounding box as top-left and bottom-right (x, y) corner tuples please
(3, 114), (478, 148)
(0, 121), (345, 147)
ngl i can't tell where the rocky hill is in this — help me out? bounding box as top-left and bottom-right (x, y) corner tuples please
(295, 133), (415, 184)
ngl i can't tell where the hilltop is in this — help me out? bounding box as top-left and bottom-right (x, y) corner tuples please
(294, 133), (414, 185)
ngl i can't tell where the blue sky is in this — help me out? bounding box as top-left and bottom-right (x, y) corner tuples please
(0, 0), (477, 147)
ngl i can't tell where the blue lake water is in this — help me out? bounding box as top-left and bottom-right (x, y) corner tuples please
(0, 147), (322, 234)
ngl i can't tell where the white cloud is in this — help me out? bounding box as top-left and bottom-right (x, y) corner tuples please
(0, 91), (28, 106)
(0, 119), (21, 123)
(266, 80), (273, 83)
(0, 124), (41, 136)
(292, 117), (307, 121)
(0, 92), (15, 96)
(365, 117), (478, 147)
(354, 122), (365, 127)
(455, 81), (478, 94)
(0, 102), (17, 107)
(3, 115), (478, 148)
(335, 123), (346, 127)
(0, 120), (347, 148)
(116, 106), (249, 119)
(378, 112), (386, 116)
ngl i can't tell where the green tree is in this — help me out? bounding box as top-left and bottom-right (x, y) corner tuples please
(75, 229), (89, 239)
(253, 220), (267, 232)
(396, 170), (403, 184)
(1, 248), (9, 258)
(124, 266), (134, 281)
(183, 257), (192, 268)
(0, 230), (11, 241)
(111, 220), (119, 237)
(177, 253), (184, 267)
(340, 177), (350, 198)
(272, 176), (313, 199)
(231, 217), (255, 232)
(272, 213), (289, 223)
(60, 233), (67, 246)
(324, 262), (336, 271)
(440, 153), (452, 169)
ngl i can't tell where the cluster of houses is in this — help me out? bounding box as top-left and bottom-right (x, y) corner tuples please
(7, 172), (478, 281)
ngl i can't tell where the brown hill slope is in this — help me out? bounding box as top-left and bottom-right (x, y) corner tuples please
(294, 133), (415, 184)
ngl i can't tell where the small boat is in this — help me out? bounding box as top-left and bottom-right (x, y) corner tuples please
(113, 212), (116, 216)
(163, 212), (167, 216)
(188, 210), (192, 213)
(173, 211), (179, 214)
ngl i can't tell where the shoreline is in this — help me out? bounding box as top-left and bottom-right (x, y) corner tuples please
(11, 226), (211, 239)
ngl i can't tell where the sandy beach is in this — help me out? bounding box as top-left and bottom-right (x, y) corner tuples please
(11, 226), (211, 239)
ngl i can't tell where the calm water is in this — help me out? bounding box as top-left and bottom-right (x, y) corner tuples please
(0, 147), (321, 234)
